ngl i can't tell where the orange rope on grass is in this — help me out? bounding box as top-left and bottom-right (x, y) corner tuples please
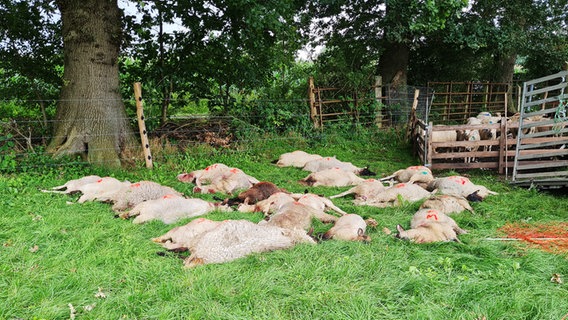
(498, 222), (568, 254)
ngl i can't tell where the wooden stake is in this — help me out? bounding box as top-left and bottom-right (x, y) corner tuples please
(308, 77), (319, 129)
(133, 82), (153, 169)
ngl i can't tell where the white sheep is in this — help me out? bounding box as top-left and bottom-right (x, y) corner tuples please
(379, 166), (434, 185)
(329, 179), (388, 200)
(177, 163), (230, 186)
(419, 194), (474, 214)
(395, 223), (460, 243)
(474, 113), (500, 151)
(427, 176), (497, 201)
(183, 220), (316, 267)
(110, 181), (183, 212)
(273, 150), (323, 168)
(43, 175), (102, 194)
(192, 168), (259, 195)
(302, 157), (374, 176)
(431, 127), (458, 153)
(294, 193), (348, 216)
(457, 121), (481, 163)
(354, 183), (433, 208)
(152, 218), (223, 251)
(260, 201), (338, 231)
(322, 214), (371, 242)
(122, 195), (232, 224)
(410, 208), (467, 235)
(299, 167), (366, 187)
(76, 177), (131, 204)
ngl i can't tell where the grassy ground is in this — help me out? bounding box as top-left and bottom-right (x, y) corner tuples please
(1, 128), (567, 319)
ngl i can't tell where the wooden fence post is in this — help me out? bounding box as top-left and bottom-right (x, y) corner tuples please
(133, 82), (153, 169)
(406, 89), (420, 140)
(308, 76), (320, 129)
(374, 76), (383, 128)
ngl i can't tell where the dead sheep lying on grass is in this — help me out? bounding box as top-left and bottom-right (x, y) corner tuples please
(294, 193), (348, 216)
(43, 176), (132, 204)
(427, 176), (498, 201)
(380, 165), (434, 186)
(354, 182), (433, 208)
(121, 195), (232, 224)
(76, 177), (131, 204)
(322, 214), (371, 242)
(259, 201), (338, 231)
(273, 150), (323, 168)
(419, 194), (474, 214)
(237, 192), (296, 215)
(178, 163), (259, 195)
(182, 219), (316, 267)
(152, 218), (224, 252)
(395, 208), (466, 244)
(302, 156), (375, 176)
(329, 179), (388, 200)
(43, 175), (102, 194)
(299, 167), (366, 187)
(395, 223), (460, 244)
(410, 208), (467, 235)
(110, 181), (183, 212)
(177, 163), (230, 185)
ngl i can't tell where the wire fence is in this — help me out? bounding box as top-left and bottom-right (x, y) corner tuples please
(0, 91), (420, 171)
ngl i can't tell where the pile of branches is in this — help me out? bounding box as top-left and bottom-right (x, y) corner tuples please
(150, 117), (234, 149)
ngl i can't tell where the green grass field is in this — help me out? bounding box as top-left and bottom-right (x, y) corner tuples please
(1, 128), (567, 319)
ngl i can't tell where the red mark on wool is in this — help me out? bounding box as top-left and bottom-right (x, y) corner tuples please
(162, 194), (176, 199)
(230, 168), (240, 173)
(426, 214), (438, 220)
(97, 179), (103, 183)
(395, 183), (406, 188)
(131, 183), (141, 188)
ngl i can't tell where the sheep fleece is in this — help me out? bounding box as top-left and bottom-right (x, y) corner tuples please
(184, 220), (315, 266)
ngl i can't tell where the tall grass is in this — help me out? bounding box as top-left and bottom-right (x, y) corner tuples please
(1, 127), (567, 319)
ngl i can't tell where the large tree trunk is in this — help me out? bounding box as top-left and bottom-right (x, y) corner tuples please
(493, 51), (517, 113)
(48, 0), (136, 167)
(378, 41), (410, 90)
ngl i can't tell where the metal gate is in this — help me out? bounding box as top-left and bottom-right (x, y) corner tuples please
(512, 71), (568, 187)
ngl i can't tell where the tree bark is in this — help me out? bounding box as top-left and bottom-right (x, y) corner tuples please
(378, 41), (410, 89)
(48, 0), (136, 167)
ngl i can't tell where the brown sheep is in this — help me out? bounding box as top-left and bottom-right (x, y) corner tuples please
(237, 181), (284, 204)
